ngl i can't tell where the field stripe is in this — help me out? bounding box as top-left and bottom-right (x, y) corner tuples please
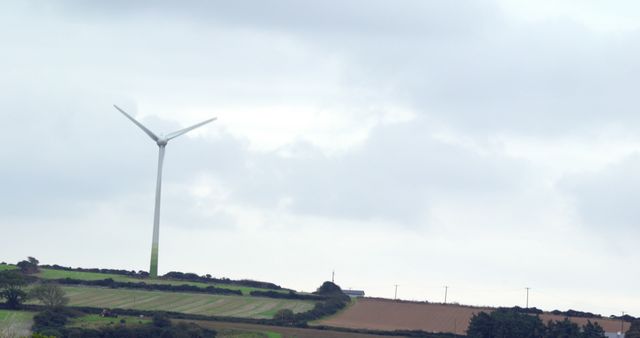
(182, 298), (227, 314)
(60, 286), (313, 318)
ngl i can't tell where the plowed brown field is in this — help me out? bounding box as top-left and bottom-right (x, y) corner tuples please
(316, 298), (629, 335)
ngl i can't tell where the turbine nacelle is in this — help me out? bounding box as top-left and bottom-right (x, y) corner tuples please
(157, 138), (168, 147)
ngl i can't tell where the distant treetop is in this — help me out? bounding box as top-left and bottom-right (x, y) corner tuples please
(16, 256), (40, 274)
(314, 281), (345, 296)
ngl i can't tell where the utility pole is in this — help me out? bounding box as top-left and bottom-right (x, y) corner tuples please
(332, 270), (335, 283)
(525, 287), (530, 308)
(621, 311), (625, 335)
(444, 286), (449, 304)
(394, 284), (399, 300)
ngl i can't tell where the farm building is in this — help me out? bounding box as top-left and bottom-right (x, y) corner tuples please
(343, 289), (365, 297)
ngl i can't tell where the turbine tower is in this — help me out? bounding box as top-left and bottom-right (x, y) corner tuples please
(114, 105), (216, 278)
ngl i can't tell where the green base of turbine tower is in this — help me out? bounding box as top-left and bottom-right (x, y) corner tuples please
(149, 245), (159, 278)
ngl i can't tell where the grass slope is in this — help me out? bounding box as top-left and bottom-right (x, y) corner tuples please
(0, 310), (35, 337)
(59, 286), (314, 319)
(37, 268), (282, 295)
(69, 315), (284, 337)
(0, 264), (16, 271)
(68, 314), (152, 329)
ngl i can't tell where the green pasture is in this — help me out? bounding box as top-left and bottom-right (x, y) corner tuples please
(60, 286), (314, 319)
(37, 268), (283, 295)
(37, 269), (133, 282)
(217, 329), (283, 338)
(68, 314), (151, 329)
(0, 310), (35, 337)
(0, 264), (16, 271)
(69, 314), (282, 337)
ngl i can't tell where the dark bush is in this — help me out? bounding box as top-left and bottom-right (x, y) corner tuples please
(0, 270), (29, 309)
(273, 308), (295, 325)
(163, 271), (283, 290)
(37, 328), (63, 337)
(33, 309), (69, 331)
(152, 312), (171, 327)
(550, 309), (602, 319)
(582, 320), (606, 338)
(313, 281), (345, 297)
(467, 308), (546, 338)
(45, 320), (217, 337)
(509, 306), (543, 315)
(16, 257), (40, 274)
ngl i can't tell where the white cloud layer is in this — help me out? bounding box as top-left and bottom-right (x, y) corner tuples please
(1, 0), (639, 316)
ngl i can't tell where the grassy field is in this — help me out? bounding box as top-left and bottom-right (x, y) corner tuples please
(37, 269), (134, 282)
(0, 264), (16, 271)
(68, 314), (152, 329)
(0, 310), (35, 337)
(216, 329), (282, 338)
(59, 286), (314, 319)
(37, 268), (283, 295)
(70, 315), (285, 337)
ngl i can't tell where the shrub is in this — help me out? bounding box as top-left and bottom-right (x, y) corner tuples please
(0, 270), (29, 309)
(467, 308), (546, 338)
(30, 283), (69, 309)
(33, 309), (69, 332)
(273, 309), (295, 324)
(152, 312), (171, 327)
(16, 257), (40, 274)
(313, 281), (345, 297)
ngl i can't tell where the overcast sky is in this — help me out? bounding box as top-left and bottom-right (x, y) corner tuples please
(1, 0), (639, 316)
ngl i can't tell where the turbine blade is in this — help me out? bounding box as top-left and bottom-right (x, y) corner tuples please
(113, 105), (159, 142)
(166, 117), (217, 140)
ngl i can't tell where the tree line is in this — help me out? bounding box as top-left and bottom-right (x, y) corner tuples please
(467, 308), (627, 338)
(163, 271), (283, 290)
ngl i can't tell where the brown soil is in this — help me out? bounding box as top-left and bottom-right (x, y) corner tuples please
(317, 298), (486, 335)
(316, 298), (629, 335)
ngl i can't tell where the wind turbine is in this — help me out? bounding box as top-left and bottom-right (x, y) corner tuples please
(114, 105), (216, 278)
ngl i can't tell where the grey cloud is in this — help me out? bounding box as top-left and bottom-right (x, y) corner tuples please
(38, 0), (495, 37)
(0, 90), (526, 227)
(343, 20), (640, 136)
(189, 117), (528, 224)
(3, 0), (633, 226)
(0, 96), (206, 219)
(559, 153), (640, 233)
(11, 0), (640, 142)
(2, 0), (640, 315)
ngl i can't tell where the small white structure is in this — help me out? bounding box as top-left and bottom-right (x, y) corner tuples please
(343, 290), (365, 297)
(604, 332), (624, 338)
